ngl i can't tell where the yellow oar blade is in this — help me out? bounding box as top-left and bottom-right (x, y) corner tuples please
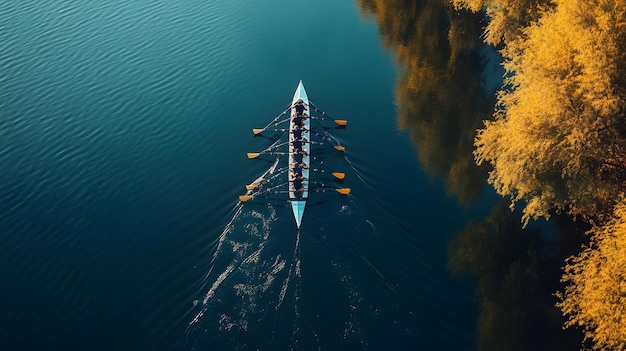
(252, 128), (264, 135)
(336, 188), (351, 195)
(247, 152), (260, 159)
(332, 172), (345, 180)
(239, 195), (253, 202)
(334, 119), (347, 126)
(334, 145), (345, 151)
(245, 183), (258, 191)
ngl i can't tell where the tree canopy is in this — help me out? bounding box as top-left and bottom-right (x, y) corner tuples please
(452, 0), (552, 45)
(557, 199), (626, 350)
(464, 0), (626, 349)
(474, 0), (626, 225)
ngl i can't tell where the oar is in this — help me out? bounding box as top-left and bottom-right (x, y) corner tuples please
(310, 180), (351, 195)
(244, 187), (349, 197)
(315, 159), (345, 179)
(248, 137), (325, 159)
(247, 150), (300, 159)
(311, 168), (345, 180)
(240, 157), (283, 195)
(252, 117), (291, 135)
(307, 130), (346, 152)
(336, 188), (351, 195)
(247, 141), (291, 159)
(282, 162), (344, 180)
(309, 141), (345, 151)
(241, 179), (349, 202)
(246, 151), (305, 158)
(313, 187), (351, 195)
(309, 116), (347, 126)
(253, 127), (299, 135)
(245, 166), (289, 190)
(240, 179), (311, 202)
(248, 146), (340, 159)
(239, 195), (254, 202)
(307, 140), (346, 151)
(252, 106), (292, 135)
(259, 127), (312, 135)
(254, 161), (344, 181)
(240, 179), (292, 202)
(247, 136), (344, 160)
(309, 101), (347, 126)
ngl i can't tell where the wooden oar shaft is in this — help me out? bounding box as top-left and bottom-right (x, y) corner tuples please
(309, 101), (348, 126)
(254, 106), (292, 134)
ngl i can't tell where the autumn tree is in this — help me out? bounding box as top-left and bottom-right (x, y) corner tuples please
(557, 199), (626, 350)
(474, 0), (626, 225)
(452, 0), (552, 45)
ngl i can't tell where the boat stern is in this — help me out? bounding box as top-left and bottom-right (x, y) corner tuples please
(291, 200), (306, 228)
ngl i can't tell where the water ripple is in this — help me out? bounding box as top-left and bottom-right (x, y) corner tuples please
(2, 0), (252, 342)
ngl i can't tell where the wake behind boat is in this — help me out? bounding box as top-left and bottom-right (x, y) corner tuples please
(240, 81), (349, 228)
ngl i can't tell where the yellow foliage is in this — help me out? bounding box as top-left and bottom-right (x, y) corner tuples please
(452, 0), (486, 12)
(453, 0), (552, 45)
(557, 199), (626, 350)
(475, 0), (626, 225)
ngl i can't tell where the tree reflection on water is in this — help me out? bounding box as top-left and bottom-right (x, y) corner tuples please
(449, 203), (585, 350)
(358, 0), (492, 204)
(357, 0), (585, 349)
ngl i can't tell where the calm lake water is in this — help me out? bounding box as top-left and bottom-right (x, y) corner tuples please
(1, 0), (581, 350)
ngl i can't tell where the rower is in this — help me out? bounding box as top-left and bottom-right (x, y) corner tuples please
(292, 113), (307, 128)
(292, 149), (307, 164)
(291, 175), (304, 195)
(290, 161), (308, 177)
(292, 98), (308, 116)
(291, 137), (305, 152)
(291, 125), (306, 139)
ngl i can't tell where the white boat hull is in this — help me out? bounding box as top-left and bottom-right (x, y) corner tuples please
(289, 80), (311, 228)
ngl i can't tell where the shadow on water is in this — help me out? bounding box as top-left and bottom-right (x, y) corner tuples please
(358, 0), (586, 349)
(358, 0), (496, 205)
(449, 203), (587, 351)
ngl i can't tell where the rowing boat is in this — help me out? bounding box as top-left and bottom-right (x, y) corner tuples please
(289, 81), (310, 228)
(240, 81), (349, 228)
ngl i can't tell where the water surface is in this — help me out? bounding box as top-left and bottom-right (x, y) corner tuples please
(0, 1), (504, 350)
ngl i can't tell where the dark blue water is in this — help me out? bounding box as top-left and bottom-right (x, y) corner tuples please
(0, 1), (506, 350)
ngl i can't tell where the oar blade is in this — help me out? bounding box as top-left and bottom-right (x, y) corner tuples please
(252, 128), (264, 135)
(332, 172), (345, 180)
(245, 183), (258, 191)
(247, 152), (261, 159)
(334, 119), (347, 126)
(336, 188), (351, 195)
(239, 195), (254, 202)
(334, 145), (346, 151)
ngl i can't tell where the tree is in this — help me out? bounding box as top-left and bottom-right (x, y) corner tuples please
(452, 0), (553, 45)
(557, 200), (626, 350)
(474, 0), (626, 225)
